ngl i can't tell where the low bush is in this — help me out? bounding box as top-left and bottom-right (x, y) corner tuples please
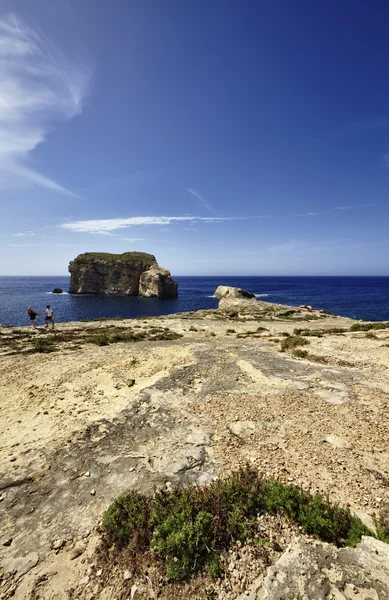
(292, 349), (308, 359)
(293, 328), (323, 337)
(280, 335), (309, 351)
(30, 337), (58, 353)
(350, 322), (389, 332)
(101, 466), (375, 582)
(365, 332), (379, 339)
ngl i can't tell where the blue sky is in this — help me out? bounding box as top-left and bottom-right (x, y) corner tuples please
(1, 0), (388, 276)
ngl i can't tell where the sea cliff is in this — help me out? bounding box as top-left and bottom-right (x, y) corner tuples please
(68, 251), (178, 298)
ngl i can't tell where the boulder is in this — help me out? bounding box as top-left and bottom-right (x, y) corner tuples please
(236, 536), (389, 600)
(68, 252), (178, 298)
(214, 286), (255, 300)
(52, 288), (63, 294)
(139, 265), (178, 298)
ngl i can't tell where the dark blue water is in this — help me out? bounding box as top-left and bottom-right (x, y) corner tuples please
(0, 276), (388, 326)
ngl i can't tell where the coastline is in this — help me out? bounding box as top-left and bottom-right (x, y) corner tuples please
(1, 299), (389, 598)
(1, 275), (389, 326)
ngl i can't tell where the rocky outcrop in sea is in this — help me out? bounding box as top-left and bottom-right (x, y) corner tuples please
(68, 251), (178, 298)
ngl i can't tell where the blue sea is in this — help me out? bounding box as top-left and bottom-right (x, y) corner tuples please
(0, 276), (388, 327)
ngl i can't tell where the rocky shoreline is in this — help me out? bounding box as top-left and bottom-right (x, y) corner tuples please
(1, 291), (389, 599)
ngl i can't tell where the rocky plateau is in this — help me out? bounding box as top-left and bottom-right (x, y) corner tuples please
(0, 290), (389, 599)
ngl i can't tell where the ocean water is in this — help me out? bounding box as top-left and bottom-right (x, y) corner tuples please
(0, 276), (388, 327)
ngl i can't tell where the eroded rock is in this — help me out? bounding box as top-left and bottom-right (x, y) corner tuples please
(68, 252), (177, 298)
(214, 286), (255, 300)
(139, 265), (178, 298)
(236, 536), (389, 600)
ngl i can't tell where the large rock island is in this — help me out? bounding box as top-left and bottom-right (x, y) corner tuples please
(68, 251), (178, 298)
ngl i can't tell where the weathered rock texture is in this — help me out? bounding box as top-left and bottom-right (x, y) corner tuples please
(214, 285), (255, 300)
(68, 252), (178, 297)
(236, 536), (389, 600)
(139, 265), (179, 298)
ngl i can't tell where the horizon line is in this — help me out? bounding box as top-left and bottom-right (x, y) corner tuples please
(1, 274), (389, 278)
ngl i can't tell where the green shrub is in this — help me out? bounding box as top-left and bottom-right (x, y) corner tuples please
(101, 466), (375, 582)
(293, 328), (323, 337)
(31, 337), (58, 353)
(350, 322), (389, 332)
(277, 310), (296, 317)
(292, 349), (308, 359)
(101, 491), (152, 549)
(365, 332), (379, 339)
(91, 334), (110, 346)
(280, 335), (309, 351)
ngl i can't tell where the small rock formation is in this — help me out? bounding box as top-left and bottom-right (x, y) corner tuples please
(236, 536), (389, 600)
(214, 285), (255, 300)
(52, 288), (63, 294)
(68, 252), (178, 298)
(139, 265), (178, 298)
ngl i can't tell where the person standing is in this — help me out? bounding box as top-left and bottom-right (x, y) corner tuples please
(27, 307), (39, 329)
(44, 305), (55, 329)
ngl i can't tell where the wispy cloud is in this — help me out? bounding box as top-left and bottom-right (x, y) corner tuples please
(0, 13), (92, 196)
(119, 237), (146, 242)
(186, 188), (213, 212)
(296, 203), (372, 218)
(9, 243), (67, 247)
(59, 203), (373, 235)
(13, 231), (35, 237)
(60, 215), (243, 234)
(383, 154), (389, 167)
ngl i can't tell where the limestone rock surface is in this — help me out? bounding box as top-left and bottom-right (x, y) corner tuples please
(235, 536), (389, 600)
(68, 252), (178, 298)
(214, 285), (255, 300)
(139, 265), (178, 298)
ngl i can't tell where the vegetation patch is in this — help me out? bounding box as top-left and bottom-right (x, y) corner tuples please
(280, 335), (309, 351)
(293, 327), (346, 336)
(236, 327), (268, 339)
(30, 337), (58, 353)
(350, 322), (389, 332)
(276, 310), (297, 318)
(101, 466), (378, 583)
(75, 251), (156, 265)
(293, 328), (323, 337)
(292, 349), (308, 359)
(0, 325), (182, 355)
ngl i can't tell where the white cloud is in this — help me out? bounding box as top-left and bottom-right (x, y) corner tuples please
(384, 153), (389, 167)
(0, 13), (92, 196)
(119, 237), (146, 242)
(9, 243), (67, 247)
(13, 231), (35, 236)
(60, 215), (236, 233)
(186, 188), (213, 212)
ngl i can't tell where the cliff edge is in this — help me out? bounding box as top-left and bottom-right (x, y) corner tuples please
(68, 251), (178, 297)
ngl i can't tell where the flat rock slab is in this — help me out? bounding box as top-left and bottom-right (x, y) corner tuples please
(324, 434), (354, 449)
(1, 552), (39, 578)
(236, 536), (389, 600)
